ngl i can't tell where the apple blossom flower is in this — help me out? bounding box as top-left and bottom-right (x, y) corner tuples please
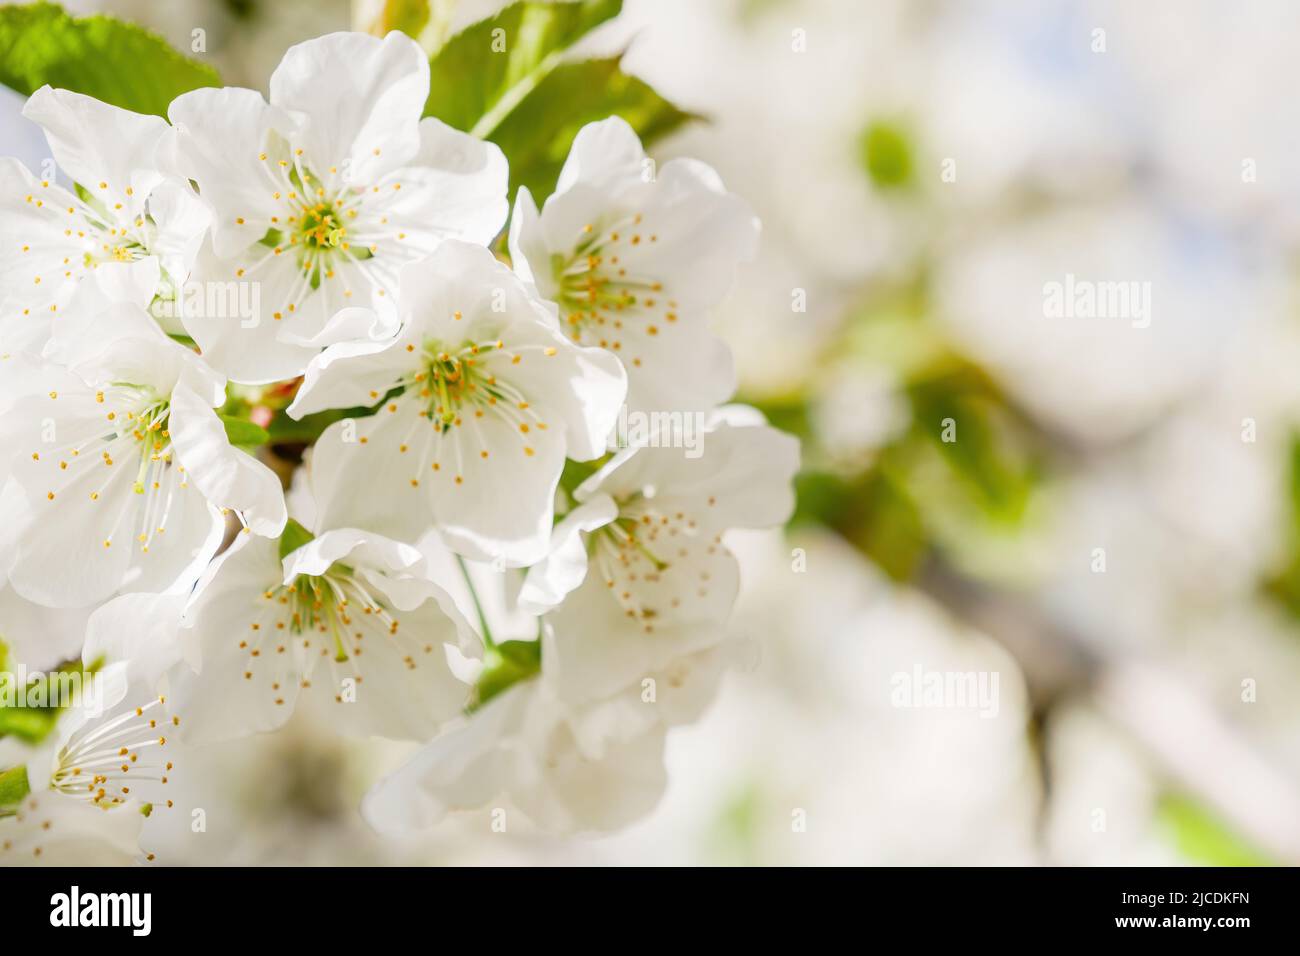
(165, 31), (509, 383)
(171, 524), (480, 742)
(0, 592), (189, 865)
(0, 302), (286, 608)
(295, 240), (626, 564)
(0, 86), (208, 354)
(508, 116), (759, 416)
(362, 644), (726, 834)
(520, 413), (799, 704)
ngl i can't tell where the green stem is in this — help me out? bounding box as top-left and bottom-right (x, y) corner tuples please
(456, 555), (496, 650)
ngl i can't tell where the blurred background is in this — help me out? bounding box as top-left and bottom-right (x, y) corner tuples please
(8, 0), (1300, 865)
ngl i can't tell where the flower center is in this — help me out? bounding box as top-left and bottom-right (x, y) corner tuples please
(587, 498), (718, 634)
(51, 694), (177, 811)
(295, 198), (348, 252)
(394, 339), (531, 430)
(271, 567), (398, 664)
(549, 214), (677, 359)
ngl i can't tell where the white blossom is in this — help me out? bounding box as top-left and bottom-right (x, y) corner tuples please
(508, 117), (758, 416)
(298, 240), (626, 564)
(165, 31), (508, 383)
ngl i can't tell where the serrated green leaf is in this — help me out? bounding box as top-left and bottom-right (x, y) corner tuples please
(424, 0), (623, 135)
(491, 55), (697, 199)
(219, 414), (269, 448)
(0, 2), (220, 117)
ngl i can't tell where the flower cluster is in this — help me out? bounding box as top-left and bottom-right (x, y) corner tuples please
(0, 30), (797, 860)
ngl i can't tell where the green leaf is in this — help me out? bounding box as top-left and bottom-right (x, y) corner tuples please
(0, 2), (220, 117)
(490, 55), (697, 199)
(278, 518), (315, 561)
(424, 0), (623, 136)
(370, 0), (432, 42)
(0, 765), (30, 808)
(219, 414), (269, 448)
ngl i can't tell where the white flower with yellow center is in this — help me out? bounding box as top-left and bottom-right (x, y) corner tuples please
(520, 413), (799, 704)
(0, 86), (208, 354)
(1, 593), (189, 865)
(0, 307), (286, 608)
(171, 524), (480, 742)
(294, 240), (626, 564)
(508, 116), (759, 416)
(166, 31), (508, 383)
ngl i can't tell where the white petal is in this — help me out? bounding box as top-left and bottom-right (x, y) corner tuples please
(623, 320), (735, 415)
(506, 185), (544, 288)
(0, 584), (89, 671)
(309, 404), (438, 542)
(485, 319), (626, 462)
(22, 86), (166, 221)
(82, 591), (187, 686)
(286, 313), (410, 418)
(0, 790), (143, 866)
(166, 87), (298, 257)
(294, 565), (474, 740)
(170, 533), (303, 740)
(280, 527), (422, 581)
(168, 376), (287, 537)
(146, 178), (211, 286)
(385, 116), (509, 246)
(177, 240), (319, 383)
(43, 282), (162, 369)
(540, 549), (738, 705)
(554, 116), (646, 195)
(586, 419), (800, 532)
(0, 159), (90, 350)
(270, 31), (429, 182)
(515, 720), (667, 833)
(362, 682), (530, 834)
(517, 493), (618, 614)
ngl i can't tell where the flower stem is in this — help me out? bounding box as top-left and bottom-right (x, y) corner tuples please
(456, 555), (496, 650)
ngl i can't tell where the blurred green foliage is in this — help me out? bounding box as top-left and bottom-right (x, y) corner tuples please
(0, 2), (219, 116)
(755, 268), (1042, 582)
(1261, 433), (1300, 617)
(0, 639), (102, 746)
(1158, 794), (1276, 866)
(859, 119), (914, 190)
